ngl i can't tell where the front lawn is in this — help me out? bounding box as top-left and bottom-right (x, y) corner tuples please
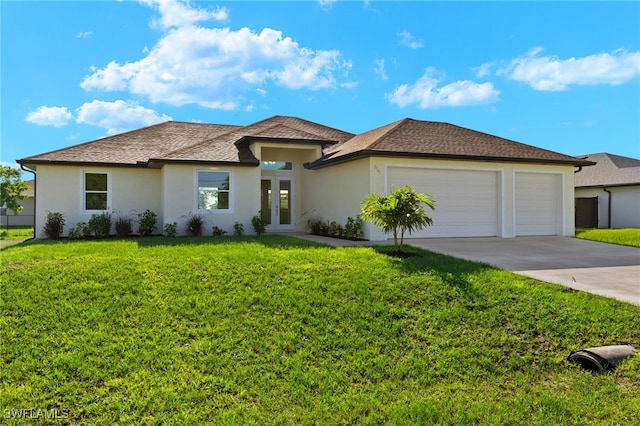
(1, 236), (639, 424)
(575, 228), (640, 247)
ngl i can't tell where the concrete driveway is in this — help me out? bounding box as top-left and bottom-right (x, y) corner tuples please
(407, 236), (640, 305)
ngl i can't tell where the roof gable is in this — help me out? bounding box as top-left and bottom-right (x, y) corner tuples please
(574, 153), (640, 187)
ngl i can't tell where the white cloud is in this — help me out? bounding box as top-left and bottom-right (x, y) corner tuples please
(397, 30), (424, 49)
(76, 31), (93, 39)
(386, 68), (500, 109)
(499, 47), (640, 91)
(76, 100), (172, 135)
(25, 106), (73, 127)
(372, 58), (388, 80)
(318, 0), (337, 11)
(140, 0), (228, 29)
(474, 62), (494, 78)
(81, 1), (350, 110)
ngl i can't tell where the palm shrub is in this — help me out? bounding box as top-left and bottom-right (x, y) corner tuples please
(360, 185), (436, 252)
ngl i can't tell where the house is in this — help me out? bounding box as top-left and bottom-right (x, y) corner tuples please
(1, 179), (34, 227)
(17, 115), (593, 240)
(574, 153), (640, 228)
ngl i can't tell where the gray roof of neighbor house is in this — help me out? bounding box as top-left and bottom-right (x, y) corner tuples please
(574, 153), (640, 188)
(308, 118), (593, 168)
(17, 115), (592, 168)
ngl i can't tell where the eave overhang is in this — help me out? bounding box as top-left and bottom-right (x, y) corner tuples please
(304, 150), (597, 170)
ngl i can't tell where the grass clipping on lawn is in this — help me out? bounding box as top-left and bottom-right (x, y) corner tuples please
(1, 236), (639, 424)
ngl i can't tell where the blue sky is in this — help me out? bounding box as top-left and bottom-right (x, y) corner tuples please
(2, 0), (639, 171)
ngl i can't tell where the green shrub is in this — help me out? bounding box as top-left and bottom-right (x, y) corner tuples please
(212, 225), (227, 236)
(43, 212), (65, 239)
(345, 215), (364, 240)
(233, 222), (244, 236)
(68, 222), (90, 240)
(251, 212), (268, 236)
(138, 209), (158, 236)
(163, 222), (177, 237)
(306, 217), (324, 235)
(88, 212), (112, 238)
(186, 213), (205, 236)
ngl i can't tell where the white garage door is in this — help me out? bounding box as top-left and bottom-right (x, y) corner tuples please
(515, 172), (560, 236)
(387, 167), (499, 238)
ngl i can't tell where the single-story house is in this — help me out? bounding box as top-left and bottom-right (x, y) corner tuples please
(17, 115), (593, 240)
(574, 152), (640, 228)
(1, 179), (34, 227)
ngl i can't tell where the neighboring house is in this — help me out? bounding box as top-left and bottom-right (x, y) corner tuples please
(17, 116), (593, 240)
(1, 179), (34, 227)
(574, 153), (640, 229)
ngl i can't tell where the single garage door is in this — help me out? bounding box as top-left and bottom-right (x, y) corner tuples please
(388, 167), (499, 238)
(515, 172), (560, 236)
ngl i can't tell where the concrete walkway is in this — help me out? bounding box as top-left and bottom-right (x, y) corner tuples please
(293, 234), (640, 305)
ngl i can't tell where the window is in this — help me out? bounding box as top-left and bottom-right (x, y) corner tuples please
(198, 171), (230, 210)
(260, 161), (293, 171)
(84, 172), (109, 211)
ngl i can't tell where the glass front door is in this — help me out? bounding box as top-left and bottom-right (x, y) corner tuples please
(260, 178), (293, 229)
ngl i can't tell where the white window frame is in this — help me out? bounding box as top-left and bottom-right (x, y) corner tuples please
(82, 170), (111, 214)
(196, 169), (233, 213)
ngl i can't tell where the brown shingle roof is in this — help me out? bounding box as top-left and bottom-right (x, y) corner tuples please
(18, 116), (354, 167)
(312, 118), (592, 167)
(18, 121), (240, 166)
(574, 153), (640, 187)
(17, 116), (591, 169)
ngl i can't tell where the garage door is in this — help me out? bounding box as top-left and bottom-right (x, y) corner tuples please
(515, 172), (560, 236)
(387, 167), (498, 238)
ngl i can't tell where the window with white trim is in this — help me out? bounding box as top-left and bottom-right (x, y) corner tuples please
(84, 172), (109, 211)
(197, 171), (230, 210)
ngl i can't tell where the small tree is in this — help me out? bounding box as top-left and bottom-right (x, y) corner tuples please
(360, 185), (436, 252)
(1, 166), (30, 229)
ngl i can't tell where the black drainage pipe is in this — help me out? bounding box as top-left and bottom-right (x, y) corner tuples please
(568, 345), (637, 372)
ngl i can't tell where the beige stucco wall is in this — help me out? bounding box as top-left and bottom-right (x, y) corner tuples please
(32, 165), (161, 238)
(301, 158), (373, 237)
(576, 186), (640, 228)
(161, 164), (260, 236)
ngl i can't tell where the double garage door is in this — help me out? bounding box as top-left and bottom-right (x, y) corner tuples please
(387, 167), (560, 238)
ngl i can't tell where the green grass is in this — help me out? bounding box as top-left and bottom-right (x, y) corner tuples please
(575, 228), (640, 248)
(2, 236), (639, 424)
(0, 226), (34, 240)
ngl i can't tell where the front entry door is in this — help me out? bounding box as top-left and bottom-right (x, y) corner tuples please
(260, 177), (293, 230)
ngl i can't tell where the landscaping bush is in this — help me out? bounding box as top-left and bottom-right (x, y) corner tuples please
(212, 225), (227, 236)
(68, 222), (90, 240)
(114, 212), (134, 238)
(138, 209), (158, 236)
(163, 222), (177, 237)
(186, 212), (205, 236)
(233, 222), (244, 236)
(251, 211), (268, 236)
(88, 212), (112, 238)
(345, 215), (364, 239)
(43, 212), (65, 239)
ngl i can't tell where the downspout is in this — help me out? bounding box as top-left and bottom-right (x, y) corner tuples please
(20, 164), (36, 240)
(603, 187), (612, 229)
